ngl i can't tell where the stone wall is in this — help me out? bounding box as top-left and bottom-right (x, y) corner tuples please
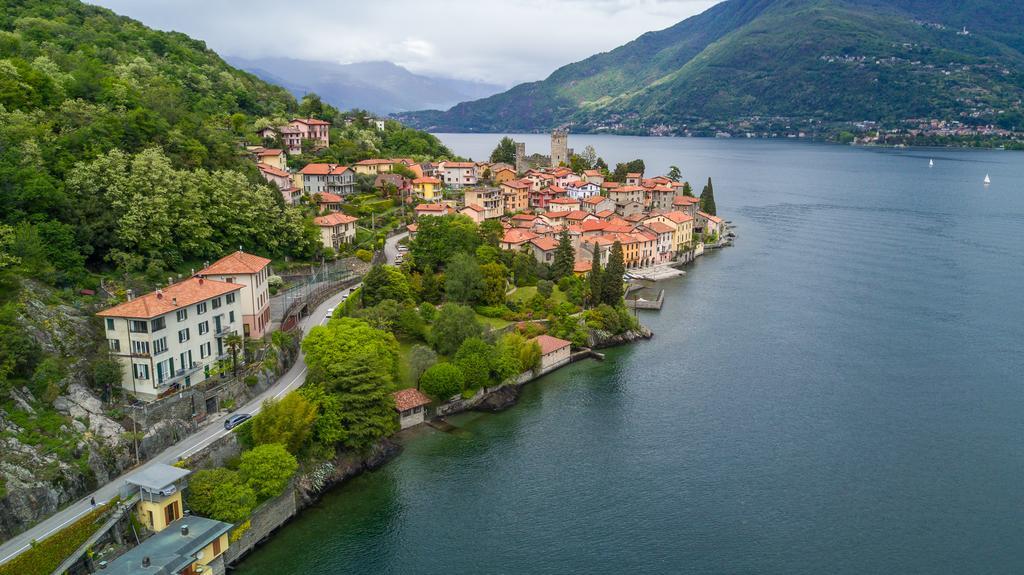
(222, 481), (298, 565)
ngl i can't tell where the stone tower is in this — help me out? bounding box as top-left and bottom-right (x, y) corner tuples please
(550, 129), (569, 167)
(514, 141), (527, 174)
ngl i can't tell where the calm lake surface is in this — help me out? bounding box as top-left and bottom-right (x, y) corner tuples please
(236, 136), (1024, 574)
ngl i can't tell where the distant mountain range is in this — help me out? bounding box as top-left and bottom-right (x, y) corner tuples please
(395, 0), (1024, 134)
(227, 57), (504, 115)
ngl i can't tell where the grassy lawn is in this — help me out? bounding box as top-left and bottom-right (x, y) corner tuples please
(475, 313), (511, 330)
(510, 285), (567, 304)
(396, 340), (419, 389)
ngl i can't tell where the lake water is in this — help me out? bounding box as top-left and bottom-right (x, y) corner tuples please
(236, 136), (1024, 574)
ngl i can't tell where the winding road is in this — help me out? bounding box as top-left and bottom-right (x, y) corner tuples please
(0, 285), (354, 566)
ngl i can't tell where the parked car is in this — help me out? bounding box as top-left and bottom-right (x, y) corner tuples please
(396, 244), (408, 252)
(224, 413), (251, 430)
(325, 307), (335, 320)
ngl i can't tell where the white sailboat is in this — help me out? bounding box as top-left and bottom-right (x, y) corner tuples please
(984, 174), (991, 185)
(929, 159), (934, 167)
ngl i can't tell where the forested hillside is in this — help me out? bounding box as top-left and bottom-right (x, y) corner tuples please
(397, 0), (1024, 135)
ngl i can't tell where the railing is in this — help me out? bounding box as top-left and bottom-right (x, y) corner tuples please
(215, 324), (234, 337)
(162, 362), (202, 386)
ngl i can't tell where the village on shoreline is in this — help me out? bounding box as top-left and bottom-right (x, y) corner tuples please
(5, 125), (730, 575)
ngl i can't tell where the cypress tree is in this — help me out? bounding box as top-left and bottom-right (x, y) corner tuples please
(588, 243), (603, 306)
(700, 177), (717, 216)
(682, 181), (694, 197)
(551, 229), (575, 280)
(602, 241), (625, 305)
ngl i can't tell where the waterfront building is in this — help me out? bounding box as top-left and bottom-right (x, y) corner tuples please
(533, 334), (572, 372)
(98, 277), (244, 402)
(197, 251), (273, 340)
(393, 388), (432, 429)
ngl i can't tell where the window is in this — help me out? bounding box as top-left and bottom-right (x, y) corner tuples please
(153, 337), (168, 355)
(131, 340), (150, 355)
(178, 328), (190, 343)
(196, 302), (207, 315)
(129, 320), (148, 334)
(212, 297), (221, 309)
(226, 293), (236, 304)
(133, 364), (150, 380)
(229, 311), (236, 323)
(176, 309), (188, 322)
(213, 537), (221, 556)
(108, 339), (120, 352)
(200, 342), (211, 359)
(105, 318), (115, 331)
(226, 277), (235, 283)
(198, 321), (209, 335)
(151, 317), (166, 332)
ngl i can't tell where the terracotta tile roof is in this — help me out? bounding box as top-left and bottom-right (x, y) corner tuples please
(97, 277), (242, 319)
(626, 172), (642, 178)
(596, 209), (615, 219)
(663, 211), (694, 224)
(625, 213), (646, 222)
(317, 192), (343, 203)
(601, 181), (620, 189)
(645, 221), (675, 234)
(583, 170), (602, 177)
(257, 163), (289, 178)
(573, 260), (592, 273)
(407, 223), (418, 232)
(292, 117), (330, 126)
(581, 220), (607, 232)
(533, 334), (571, 355)
(565, 210), (590, 221)
(530, 237), (559, 251)
(256, 148), (284, 157)
(610, 185), (645, 193)
(299, 163), (349, 175)
(199, 251), (271, 276)
(415, 203), (447, 212)
(511, 214), (537, 221)
(549, 197), (579, 205)
(442, 161), (476, 169)
(314, 212), (357, 226)
(502, 180), (531, 190)
(462, 203), (484, 212)
(673, 196), (701, 206)
(413, 176), (441, 185)
(502, 229), (538, 244)
(355, 158), (395, 166)
(698, 211), (723, 224)
(583, 196), (608, 205)
(393, 388), (431, 411)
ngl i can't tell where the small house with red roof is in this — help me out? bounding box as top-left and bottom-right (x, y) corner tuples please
(254, 148), (287, 171)
(316, 192), (343, 213)
(257, 163), (291, 190)
(530, 236), (560, 264)
(313, 212), (358, 250)
(414, 203), (454, 218)
(532, 334), (572, 373)
(392, 388), (432, 429)
(439, 161), (478, 188)
(547, 197), (581, 213)
(299, 163), (354, 196)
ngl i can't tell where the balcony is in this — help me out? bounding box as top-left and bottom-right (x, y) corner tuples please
(215, 324), (234, 337)
(160, 362), (202, 387)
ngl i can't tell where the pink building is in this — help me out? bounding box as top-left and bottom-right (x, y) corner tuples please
(281, 118), (330, 154)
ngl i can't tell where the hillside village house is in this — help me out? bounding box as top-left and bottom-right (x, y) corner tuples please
(257, 163), (291, 190)
(412, 176), (442, 200)
(500, 180), (530, 213)
(464, 187), (503, 220)
(286, 117), (330, 152)
(566, 181), (601, 200)
(530, 237), (559, 264)
(414, 203), (455, 218)
(97, 277), (244, 402)
(440, 161), (478, 188)
(393, 388), (432, 429)
(299, 163), (355, 196)
(582, 195), (616, 214)
(254, 148), (286, 170)
(460, 204), (486, 224)
(354, 158), (396, 175)
(375, 173), (411, 197)
(697, 211), (724, 237)
(583, 169), (605, 185)
(500, 228), (539, 251)
(547, 197), (581, 213)
(530, 185), (567, 211)
(672, 195), (701, 219)
(625, 172), (643, 186)
(316, 192), (343, 213)
(198, 251), (273, 339)
(533, 334), (572, 373)
(647, 184), (676, 211)
(314, 212), (357, 250)
(492, 166), (518, 184)
(106, 464), (232, 575)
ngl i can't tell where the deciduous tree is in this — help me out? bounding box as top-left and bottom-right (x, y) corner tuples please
(249, 393), (317, 454)
(238, 443), (298, 500)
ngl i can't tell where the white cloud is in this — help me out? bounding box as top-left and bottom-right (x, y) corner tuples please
(88, 0), (719, 85)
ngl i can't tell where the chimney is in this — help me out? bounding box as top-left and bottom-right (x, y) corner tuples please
(172, 297), (178, 307)
(167, 277), (173, 286)
(142, 557), (151, 568)
(156, 289), (163, 300)
(181, 524), (189, 537)
(198, 277), (204, 285)
(126, 289), (134, 301)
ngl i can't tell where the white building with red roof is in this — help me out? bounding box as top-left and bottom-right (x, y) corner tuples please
(532, 334), (572, 373)
(298, 163), (354, 196)
(284, 118), (330, 153)
(198, 251), (273, 339)
(414, 203), (454, 218)
(256, 163), (291, 190)
(439, 161), (478, 188)
(97, 277), (244, 401)
(392, 388), (432, 429)
(313, 212), (358, 250)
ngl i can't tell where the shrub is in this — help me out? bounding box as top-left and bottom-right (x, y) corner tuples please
(0, 501), (114, 575)
(419, 363), (464, 400)
(238, 444), (298, 501)
(355, 249), (373, 262)
(187, 468), (256, 524)
(431, 303), (482, 356)
(244, 375), (258, 387)
(536, 279), (554, 298)
(249, 393), (317, 454)
(454, 337), (493, 391)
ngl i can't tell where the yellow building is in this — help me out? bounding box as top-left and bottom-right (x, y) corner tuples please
(107, 463), (233, 575)
(254, 148), (287, 171)
(412, 176), (442, 200)
(353, 158), (395, 175)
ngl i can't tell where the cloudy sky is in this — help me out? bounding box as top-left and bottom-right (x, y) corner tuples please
(88, 0), (719, 87)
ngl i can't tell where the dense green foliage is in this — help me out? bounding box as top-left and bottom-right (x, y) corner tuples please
(398, 0), (1024, 133)
(187, 468), (257, 524)
(419, 362), (464, 400)
(249, 393), (317, 455)
(430, 303), (483, 356)
(238, 443), (298, 501)
(489, 136), (517, 164)
(551, 230), (575, 281)
(362, 265), (414, 307)
(700, 177), (717, 216)
(301, 318), (398, 451)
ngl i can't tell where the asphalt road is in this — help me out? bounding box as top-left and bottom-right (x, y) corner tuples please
(384, 231), (409, 265)
(0, 285), (354, 566)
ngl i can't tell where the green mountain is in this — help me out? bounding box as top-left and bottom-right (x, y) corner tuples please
(396, 0), (1024, 133)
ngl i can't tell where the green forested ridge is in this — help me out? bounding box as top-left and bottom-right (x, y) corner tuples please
(397, 0), (1024, 133)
